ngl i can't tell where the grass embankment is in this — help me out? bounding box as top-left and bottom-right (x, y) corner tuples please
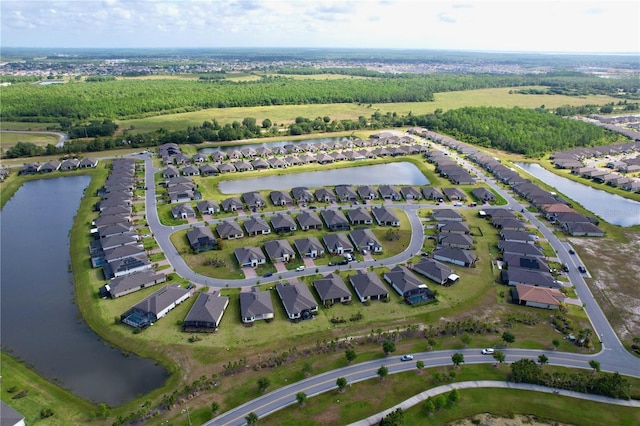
(0, 131), (60, 150)
(115, 87), (620, 134)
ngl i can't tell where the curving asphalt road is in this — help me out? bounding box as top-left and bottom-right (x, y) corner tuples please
(134, 129), (640, 426)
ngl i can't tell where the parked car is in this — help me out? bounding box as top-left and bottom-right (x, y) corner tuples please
(263, 272), (273, 278)
(308, 205), (317, 209)
(337, 260), (349, 265)
(481, 348), (495, 355)
(400, 354), (414, 361)
(578, 265), (586, 273)
(295, 266), (305, 272)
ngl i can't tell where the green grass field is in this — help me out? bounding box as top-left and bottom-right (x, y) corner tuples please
(0, 131), (60, 150)
(115, 87), (620, 134)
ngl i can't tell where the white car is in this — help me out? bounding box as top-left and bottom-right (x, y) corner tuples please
(295, 266), (305, 271)
(400, 354), (414, 361)
(481, 348), (495, 355)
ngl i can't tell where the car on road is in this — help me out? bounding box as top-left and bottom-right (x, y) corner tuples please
(263, 272), (273, 278)
(481, 348), (495, 355)
(295, 266), (305, 272)
(578, 265), (586, 273)
(569, 248), (575, 254)
(337, 260), (348, 265)
(400, 354), (414, 361)
(308, 205), (317, 209)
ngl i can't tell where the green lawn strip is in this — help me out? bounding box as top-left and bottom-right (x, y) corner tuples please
(1, 121), (59, 131)
(0, 131), (60, 149)
(254, 363), (640, 426)
(1, 352), (96, 425)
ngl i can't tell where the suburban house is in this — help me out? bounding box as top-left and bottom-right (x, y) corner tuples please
(243, 217), (271, 236)
(271, 213), (297, 233)
(347, 207), (373, 225)
(501, 268), (560, 289)
(514, 284), (565, 310)
(335, 185), (358, 202)
(181, 165), (200, 176)
(400, 186), (422, 200)
(321, 209), (350, 231)
(104, 254), (152, 279)
(187, 226), (218, 252)
(438, 233), (474, 250)
(504, 253), (550, 272)
(221, 197), (243, 212)
(471, 187), (496, 203)
(563, 222), (605, 237)
(196, 200), (220, 215)
(432, 247), (477, 267)
(383, 265), (434, 305)
(199, 163), (219, 176)
(438, 221), (471, 235)
(443, 187), (467, 201)
(171, 203), (196, 219)
(120, 284), (193, 329)
(211, 151), (227, 162)
(432, 209), (463, 222)
(240, 288), (275, 323)
(349, 228), (383, 253)
(242, 191), (266, 209)
(315, 188), (337, 203)
(296, 211), (323, 230)
(217, 163), (235, 173)
(371, 206), (400, 226)
(167, 183), (199, 204)
(357, 185), (378, 200)
(412, 257), (454, 285)
(234, 161), (253, 172)
(270, 190), (294, 206)
(499, 241), (544, 258)
(294, 237), (325, 258)
(422, 187), (444, 201)
(264, 239), (296, 263)
(492, 218), (527, 231)
(276, 282), (319, 320)
(313, 273), (352, 305)
(378, 185), (402, 201)
(207, 215), (242, 239)
(79, 157), (99, 168)
(40, 160), (61, 173)
(192, 153), (208, 163)
(251, 158), (269, 170)
(102, 270), (167, 299)
(348, 270), (389, 302)
(500, 230), (535, 244)
(182, 291), (229, 332)
(322, 233), (354, 254)
(291, 187), (314, 203)
(162, 166), (180, 179)
(234, 246), (267, 268)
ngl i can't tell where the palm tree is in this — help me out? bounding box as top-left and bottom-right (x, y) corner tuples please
(245, 412), (259, 425)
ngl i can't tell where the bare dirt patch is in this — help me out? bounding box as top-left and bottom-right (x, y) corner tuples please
(570, 234), (640, 341)
(449, 413), (574, 426)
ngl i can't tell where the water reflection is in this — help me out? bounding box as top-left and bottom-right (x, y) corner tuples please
(515, 162), (640, 227)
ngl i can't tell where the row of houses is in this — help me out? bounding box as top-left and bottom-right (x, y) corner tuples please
(424, 150), (477, 185)
(158, 134), (425, 166)
(18, 157), (99, 175)
(92, 159), (169, 300)
(428, 208), (478, 269)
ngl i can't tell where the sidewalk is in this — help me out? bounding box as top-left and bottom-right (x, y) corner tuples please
(348, 380), (640, 426)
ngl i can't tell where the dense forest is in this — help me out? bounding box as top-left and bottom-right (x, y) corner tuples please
(2, 72), (638, 124)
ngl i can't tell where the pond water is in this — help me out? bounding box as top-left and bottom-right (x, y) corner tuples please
(199, 136), (347, 154)
(514, 162), (640, 227)
(0, 176), (167, 405)
(218, 162), (430, 194)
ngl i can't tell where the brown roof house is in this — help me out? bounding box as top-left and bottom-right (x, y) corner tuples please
(515, 284), (565, 310)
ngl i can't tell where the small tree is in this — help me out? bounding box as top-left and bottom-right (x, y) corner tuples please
(296, 392), (307, 407)
(493, 350), (506, 365)
(552, 339), (560, 350)
(257, 377), (270, 393)
(460, 333), (471, 347)
(502, 331), (516, 346)
(589, 359), (601, 373)
(377, 365), (389, 381)
(382, 339), (396, 356)
(416, 360), (425, 372)
(447, 388), (460, 406)
(434, 394), (447, 410)
(424, 397), (435, 415)
(379, 407), (404, 426)
(210, 401), (220, 415)
(345, 349), (357, 364)
(245, 412), (259, 425)
(451, 352), (465, 368)
(336, 377), (348, 392)
(538, 354), (549, 367)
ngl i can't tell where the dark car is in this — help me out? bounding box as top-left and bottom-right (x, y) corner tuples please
(578, 266), (586, 273)
(263, 272), (273, 278)
(308, 205), (317, 209)
(337, 260), (348, 265)
(569, 249), (575, 254)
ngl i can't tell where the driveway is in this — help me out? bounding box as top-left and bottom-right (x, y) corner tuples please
(302, 257), (316, 268)
(241, 267), (257, 279)
(273, 262), (288, 273)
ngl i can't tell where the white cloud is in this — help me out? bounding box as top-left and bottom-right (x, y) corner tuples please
(0, 0), (638, 53)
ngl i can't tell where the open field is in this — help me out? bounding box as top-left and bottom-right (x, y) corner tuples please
(0, 131), (60, 150)
(115, 87), (620, 134)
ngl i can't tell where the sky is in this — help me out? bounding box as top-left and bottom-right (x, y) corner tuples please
(1, 0), (639, 54)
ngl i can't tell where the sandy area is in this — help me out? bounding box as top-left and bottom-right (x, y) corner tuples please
(449, 413), (574, 426)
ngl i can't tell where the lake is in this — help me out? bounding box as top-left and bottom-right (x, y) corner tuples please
(514, 162), (640, 227)
(218, 162), (430, 194)
(0, 176), (167, 405)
